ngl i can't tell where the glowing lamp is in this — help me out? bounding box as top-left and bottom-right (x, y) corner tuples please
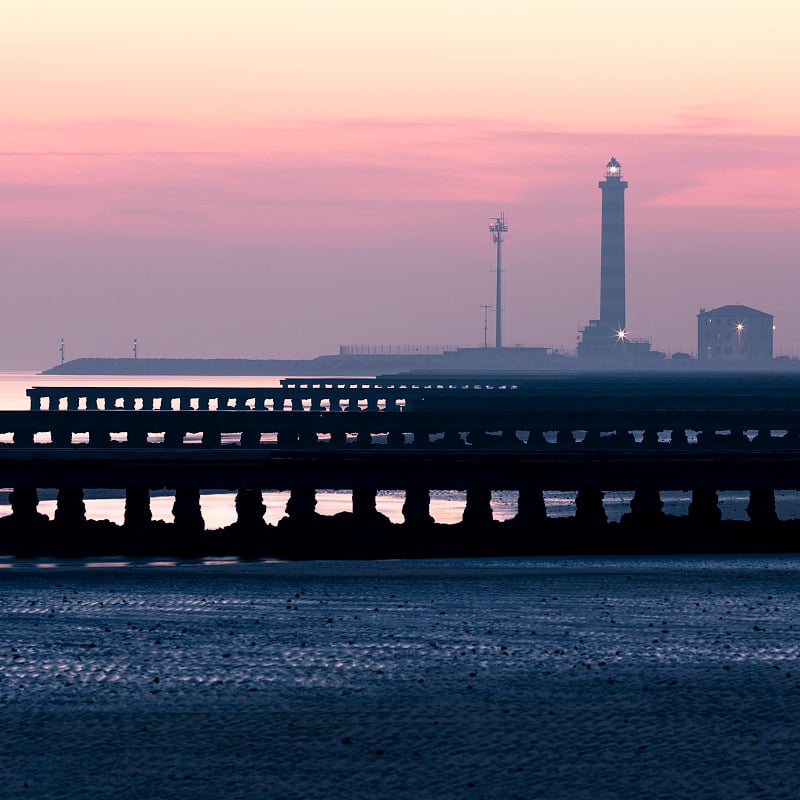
(605, 156), (622, 178)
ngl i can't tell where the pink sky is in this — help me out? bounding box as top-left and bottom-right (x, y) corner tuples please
(1, 1), (799, 367)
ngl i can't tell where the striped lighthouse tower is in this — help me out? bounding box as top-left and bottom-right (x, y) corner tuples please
(598, 156), (628, 335)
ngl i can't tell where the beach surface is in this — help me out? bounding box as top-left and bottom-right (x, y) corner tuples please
(2, 556), (799, 799)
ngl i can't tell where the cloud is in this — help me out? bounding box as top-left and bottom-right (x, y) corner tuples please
(1, 117), (797, 240)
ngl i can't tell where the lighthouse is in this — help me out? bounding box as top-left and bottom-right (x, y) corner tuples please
(598, 156), (628, 334)
(578, 157), (650, 359)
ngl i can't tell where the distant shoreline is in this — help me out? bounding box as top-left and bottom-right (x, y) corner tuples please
(41, 355), (800, 376)
(42, 355), (444, 376)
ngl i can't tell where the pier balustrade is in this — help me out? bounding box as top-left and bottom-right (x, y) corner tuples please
(3, 409), (800, 458)
(7, 375), (800, 556)
(29, 373), (800, 418)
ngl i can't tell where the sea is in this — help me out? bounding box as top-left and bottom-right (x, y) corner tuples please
(2, 370), (800, 528)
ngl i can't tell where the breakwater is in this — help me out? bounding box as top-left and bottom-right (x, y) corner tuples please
(4, 373), (800, 557)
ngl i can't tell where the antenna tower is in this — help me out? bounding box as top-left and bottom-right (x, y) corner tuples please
(488, 213), (508, 348)
(480, 304), (493, 349)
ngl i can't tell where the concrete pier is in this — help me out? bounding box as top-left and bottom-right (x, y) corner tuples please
(4, 373), (800, 557)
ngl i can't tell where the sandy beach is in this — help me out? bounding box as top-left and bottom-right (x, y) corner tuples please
(2, 556), (799, 799)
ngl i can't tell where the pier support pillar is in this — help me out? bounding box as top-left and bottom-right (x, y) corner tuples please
(575, 489), (607, 526)
(630, 488), (665, 520)
(172, 488), (204, 531)
(514, 488), (547, 527)
(352, 487), (377, 518)
(240, 430), (260, 448)
(235, 488), (267, 527)
(124, 488), (152, 528)
(402, 488), (434, 526)
(298, 430), (318, 447)
(463, 488), (493, 527)
(54, 488), (86, 528)
(746, 488), (778, 525)
(688, 489), (722, 524)
(387, 429), (406, 448)
(286, 487), (317, 520)
(9, 487), (42, 522)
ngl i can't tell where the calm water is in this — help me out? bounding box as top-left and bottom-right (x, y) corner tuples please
(1, 371), (798, 526)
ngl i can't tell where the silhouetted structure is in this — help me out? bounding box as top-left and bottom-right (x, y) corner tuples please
(489, 214), (508, 348)
(5, 374), (800, 558)
(698, 304), (774, 361)
(578, 158), (652, 360)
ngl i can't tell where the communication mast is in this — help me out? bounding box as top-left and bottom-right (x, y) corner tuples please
(488, 213), (508, 348)
(132, 338), (138, 360)
(480, 304), (493, 349)
(59, 338), (65, 365)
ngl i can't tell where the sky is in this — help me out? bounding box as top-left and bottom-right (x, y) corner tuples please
(1, 0), (799, 368)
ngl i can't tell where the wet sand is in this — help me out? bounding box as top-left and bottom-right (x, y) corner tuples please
(2, 557), (800, 799)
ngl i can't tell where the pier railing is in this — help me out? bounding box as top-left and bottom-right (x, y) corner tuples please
(29, 373), (800, 415)
(7, 375), (800, 557)
(2, 408), (800, 489)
